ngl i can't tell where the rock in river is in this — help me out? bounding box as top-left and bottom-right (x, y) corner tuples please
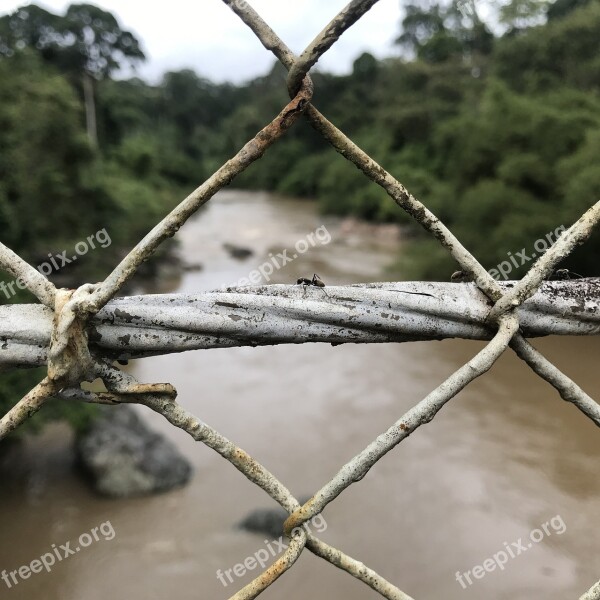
(77, 405), (192, 498)
(238, 497), (311, 538)
(223, 242), (254, 260)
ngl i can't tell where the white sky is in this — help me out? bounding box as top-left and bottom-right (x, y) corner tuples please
(0, 0), (403, 83)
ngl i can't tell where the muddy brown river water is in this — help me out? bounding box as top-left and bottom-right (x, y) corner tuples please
(0, 190), (599, 600)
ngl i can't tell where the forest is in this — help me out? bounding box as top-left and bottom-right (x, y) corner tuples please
(0, 0), (598, 433)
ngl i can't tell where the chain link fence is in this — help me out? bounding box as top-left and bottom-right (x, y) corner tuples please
(1, 1), (599, 598)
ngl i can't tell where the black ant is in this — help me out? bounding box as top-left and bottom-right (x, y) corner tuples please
(549, 269), (584, 281)
(450, 270), (473, 282)
(296, 273), (328, 296)
(547, 269), (600, 292)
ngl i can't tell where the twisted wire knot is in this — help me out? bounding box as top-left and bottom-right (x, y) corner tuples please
(47, 284), (98, 386)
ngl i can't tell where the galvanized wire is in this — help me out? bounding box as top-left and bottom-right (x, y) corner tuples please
(0, 0), (599, 597)
(580, 580), (600, 600)
(2, 280), (600, 370)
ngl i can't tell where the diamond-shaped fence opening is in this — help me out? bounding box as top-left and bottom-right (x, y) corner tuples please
(0, 1), (599, 599)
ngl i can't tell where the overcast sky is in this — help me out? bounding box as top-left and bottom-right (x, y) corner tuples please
(0, 0), (403, 83)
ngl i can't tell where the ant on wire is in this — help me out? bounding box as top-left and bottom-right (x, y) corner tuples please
(547, 269), (600, 290)
(296, 273), (328, 296)
(548, 268), (584, 281)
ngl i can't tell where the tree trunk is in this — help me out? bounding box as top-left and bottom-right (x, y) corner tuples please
(82, 72), (98, 149)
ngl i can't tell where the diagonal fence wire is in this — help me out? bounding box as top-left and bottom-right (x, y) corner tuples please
(0, 0), (599, 598)
(223, 0), (600, 441)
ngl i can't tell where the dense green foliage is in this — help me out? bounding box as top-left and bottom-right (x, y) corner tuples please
(218, 0), (600, 279)
(0, 7), (175, 437)
(0, 0), (598, 437)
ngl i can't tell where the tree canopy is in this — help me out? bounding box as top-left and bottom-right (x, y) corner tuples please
(0, 3), (145, 146)
(0, 3), (144, 79)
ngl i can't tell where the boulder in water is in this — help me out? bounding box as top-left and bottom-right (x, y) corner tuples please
(77, 405), (192, 498)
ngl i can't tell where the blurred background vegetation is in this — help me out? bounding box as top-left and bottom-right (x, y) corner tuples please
(0, 0), (598, 436)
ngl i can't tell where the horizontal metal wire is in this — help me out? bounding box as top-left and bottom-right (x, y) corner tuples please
(1, 280), (598, 371)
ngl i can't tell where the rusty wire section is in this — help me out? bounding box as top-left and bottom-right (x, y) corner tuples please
(0, 1), (599, 598)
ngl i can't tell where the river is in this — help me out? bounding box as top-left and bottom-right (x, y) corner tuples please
(0, 190), (599, 600)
